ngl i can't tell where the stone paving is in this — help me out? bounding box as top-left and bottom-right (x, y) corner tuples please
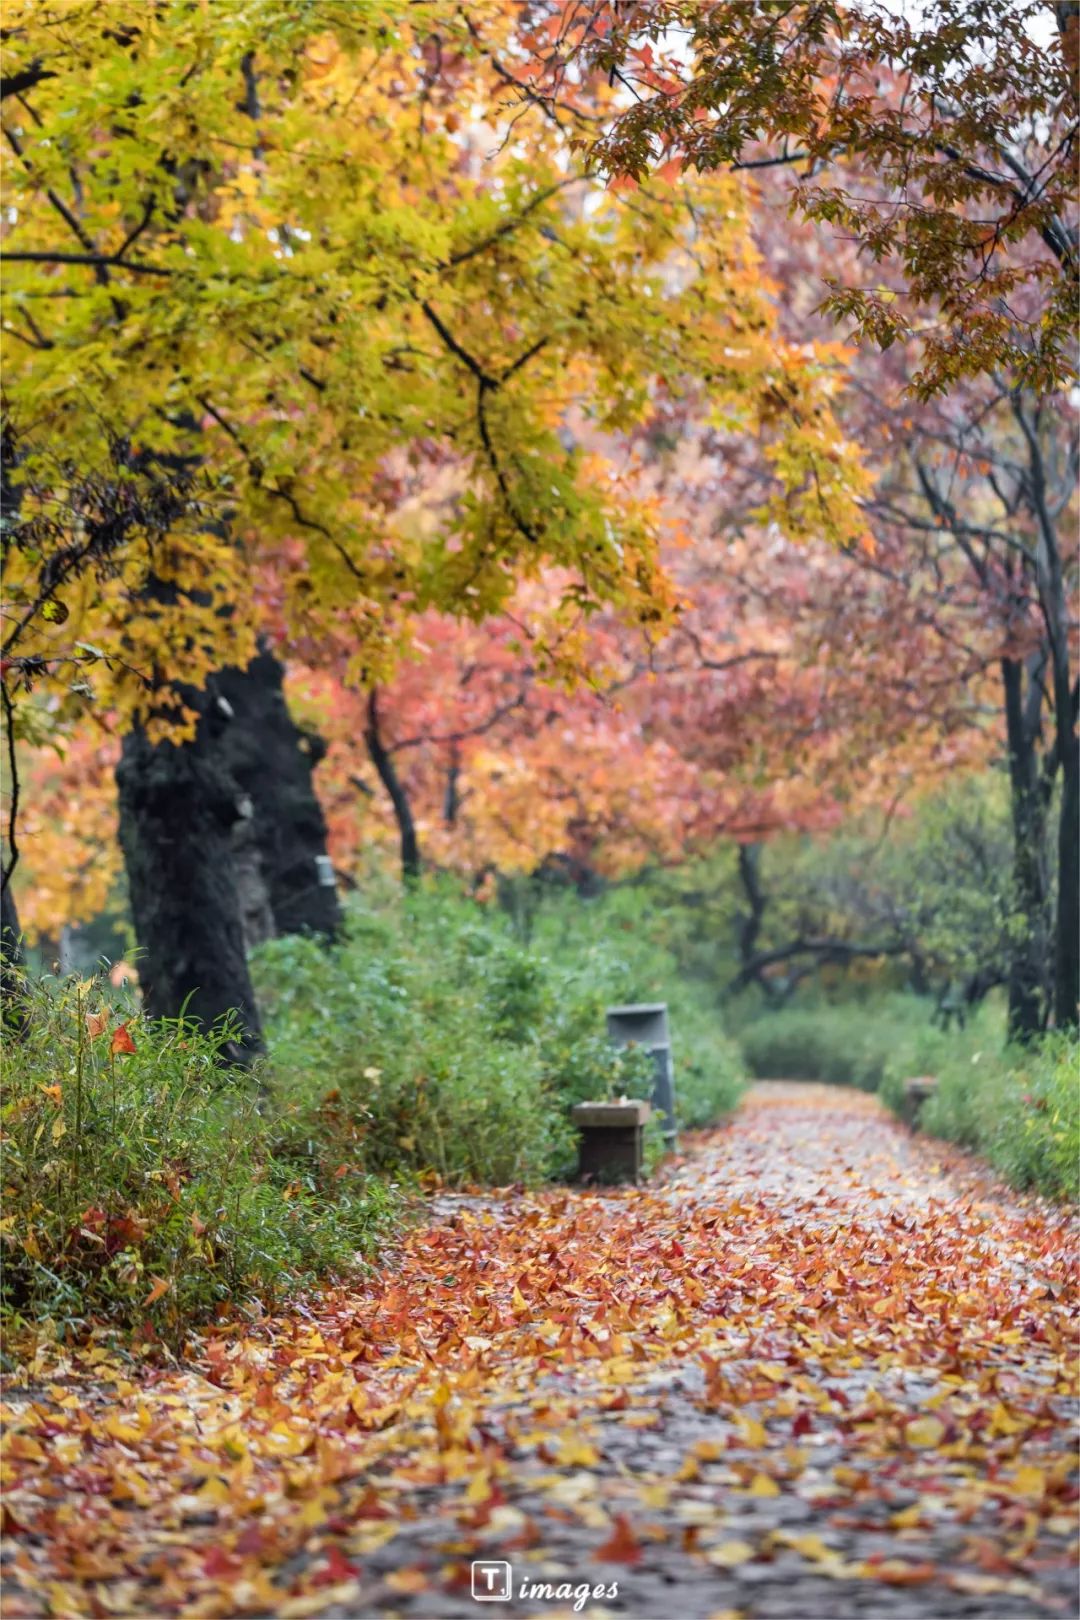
(323, 1085), (1079, 1620)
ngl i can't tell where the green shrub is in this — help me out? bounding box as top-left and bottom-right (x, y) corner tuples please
(912, 1030), (1079, 1201)
(0, 974), (397, 1343)
(253, 881), (744, 1189)
(528, 886), (744, 1129)
(739, 995), (1002, 1093)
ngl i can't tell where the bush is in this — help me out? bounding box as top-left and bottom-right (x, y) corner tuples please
(907, 1030), (1079, 1202)
(738, 994), (1002, 1093)
(253, 881), (744, 1189)
(3, 878), (746, 1340)
(0, 974), (397, 1343)
(528, 885), (745, 1130)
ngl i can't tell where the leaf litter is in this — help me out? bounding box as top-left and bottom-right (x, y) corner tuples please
(1, 1083), (1076, 1618)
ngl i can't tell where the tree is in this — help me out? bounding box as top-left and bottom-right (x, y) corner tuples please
(862, 383), (1078, 1030)
(521, 0), (1078, 397)
(214, 648), (342, 939)
(2, 1), (872, 1038)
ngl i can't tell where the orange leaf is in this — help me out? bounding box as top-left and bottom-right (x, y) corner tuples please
(85, 1009), (109, 1039)
(111, 1022), (137, 1055)
(143, 1276), (171, 1306)
(596, 1513), (641, 1564)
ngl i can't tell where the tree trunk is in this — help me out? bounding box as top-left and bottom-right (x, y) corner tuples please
(232, 799), (276, 955)
(116, 710), (263, 1063)
(1011, 395), (1077, 1027)
(365, 687), (420, 882)
(214, 647), (342, 940)
(1001, 655), (1052, 1039)
(736, 843), (776, 1002)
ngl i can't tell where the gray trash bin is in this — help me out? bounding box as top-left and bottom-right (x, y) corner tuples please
(606, 1002), (677, 1147)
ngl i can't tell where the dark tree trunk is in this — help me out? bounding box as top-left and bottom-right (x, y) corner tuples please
(443, 744), (461, 828)
(117, 711), (263, 1063)
(1001, 656), (1052, 1039)
(214, 647), (342, 940)
(736, 843), (776, 1002)
(365, 687), (420, 883)
(232, 803), (276, 955)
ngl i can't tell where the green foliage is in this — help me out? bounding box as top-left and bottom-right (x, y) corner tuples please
(898, 1031), (1079, 1203)
(527, 884), (745, 1130)
(2, 878), (743, 1340)
(253, 881), (744, 1189)
(1, 976), (397, 1343)
(738, 994), (1004, 1093)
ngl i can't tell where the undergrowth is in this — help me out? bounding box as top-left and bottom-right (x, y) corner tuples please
(3, 879), (744, 1339)
(1, 976), (396, 1345)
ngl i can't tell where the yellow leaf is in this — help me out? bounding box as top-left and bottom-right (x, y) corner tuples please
(1011, 1465), (1046, 1500)
(707, 1540), (756, 1568)
(385, 1569), (428, 1594)
(779, 1533), (838, 1564)
(890, 1504), (924, 1529)
(555, 1437), (601, 1467)
(905, 1417), (945, 1448)
(990, 1402), (1025, 1436)
(262, 1423), (311, 1458)
(102, 1416), (145, 1445)
(465, 1470), (492, 1505)
(737, 1416), (768, 1447)
(747, 1472), (780, 1498)
(511, 1284), (529, 1314)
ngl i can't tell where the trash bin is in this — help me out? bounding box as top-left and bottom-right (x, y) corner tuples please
(606, 1002), (677, 1147)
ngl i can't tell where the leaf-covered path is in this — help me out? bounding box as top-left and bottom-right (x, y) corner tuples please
(3, 1084), (1077, 1620)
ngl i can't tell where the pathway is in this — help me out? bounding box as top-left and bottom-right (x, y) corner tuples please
(2, 1083), (1077, 1620)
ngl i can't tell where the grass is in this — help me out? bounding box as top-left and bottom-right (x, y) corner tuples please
(1, 975), (396, 1345)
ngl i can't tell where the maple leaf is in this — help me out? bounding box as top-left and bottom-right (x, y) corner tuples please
(143, 1277), (171, 1307)
(595, 1513), (642, 1564)
(110, 1022), (137, 1056)
(85, 1009), (109, 1040)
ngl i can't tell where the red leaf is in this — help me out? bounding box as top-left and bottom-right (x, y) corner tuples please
(111, 1021), (137, 1055)
(596, 1513), (642, 1564)
(313, 1544), (360, 1588)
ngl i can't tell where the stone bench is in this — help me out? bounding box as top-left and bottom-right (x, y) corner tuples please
(572, 1099), (651, 1184)
(900, 1075), (938, 1130)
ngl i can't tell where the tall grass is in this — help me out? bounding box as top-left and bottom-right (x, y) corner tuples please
(1, 974), (396, 1343)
